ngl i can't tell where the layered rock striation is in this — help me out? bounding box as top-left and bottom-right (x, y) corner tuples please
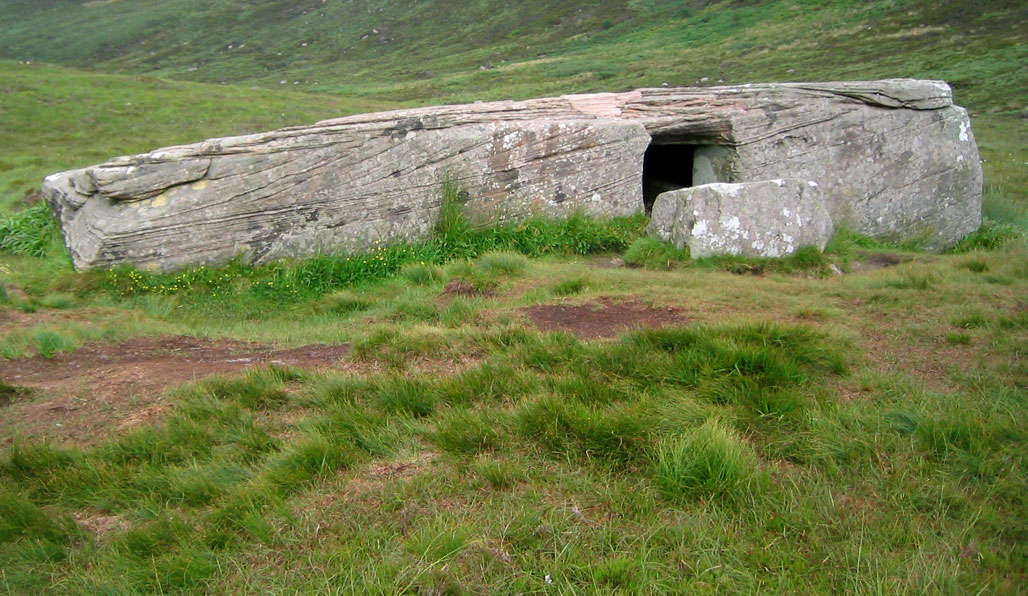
(43, 79), (982, 271)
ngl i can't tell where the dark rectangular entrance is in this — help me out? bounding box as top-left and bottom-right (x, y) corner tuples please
(643, 143), (696, 214)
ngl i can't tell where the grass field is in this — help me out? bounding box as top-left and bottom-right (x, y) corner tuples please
(1, 215), (1026, 593)
(1, 0), (1028, 593)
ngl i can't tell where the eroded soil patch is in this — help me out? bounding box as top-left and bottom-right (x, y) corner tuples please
(0, 336), (351, 446)
(523, 297), (688, 339)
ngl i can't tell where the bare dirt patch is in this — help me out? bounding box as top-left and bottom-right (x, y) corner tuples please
(0, 335), (351, 446)
(73, 510), (130, 545)
(0, 306), (94, 334)
(522, 296), (689, 339)
(590, 256), (625, 269)
(845, 251), (908, 274)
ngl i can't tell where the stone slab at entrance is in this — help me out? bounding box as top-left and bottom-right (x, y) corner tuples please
(649, 179), (834, 258)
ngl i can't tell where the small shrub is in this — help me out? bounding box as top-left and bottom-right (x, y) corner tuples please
(652, 418), (759, 499)
(0, 284), (9, 305)
(624, 237), (690, 269)
(33, 331), (75, 359)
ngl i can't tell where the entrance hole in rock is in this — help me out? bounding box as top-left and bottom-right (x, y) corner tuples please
(643, 143), (695, 214)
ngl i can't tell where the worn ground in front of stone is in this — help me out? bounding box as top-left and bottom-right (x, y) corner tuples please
(1, 249), (1005, 448)
(0, 336), (352, 446)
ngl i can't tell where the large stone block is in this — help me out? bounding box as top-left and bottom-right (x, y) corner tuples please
(43, 79), (983, 271)
(648, 179), (834, 258)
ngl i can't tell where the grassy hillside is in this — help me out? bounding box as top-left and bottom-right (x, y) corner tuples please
(1, 212), (1027, 594)
(0, 0), (1025, 111)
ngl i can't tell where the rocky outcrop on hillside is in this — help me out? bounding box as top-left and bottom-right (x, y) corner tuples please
(43, 79), (982, 270)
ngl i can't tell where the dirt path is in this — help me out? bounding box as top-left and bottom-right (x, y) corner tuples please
(0, 336), (351, 446)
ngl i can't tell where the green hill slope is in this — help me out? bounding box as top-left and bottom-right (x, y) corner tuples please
(2, 0), (1025, 112)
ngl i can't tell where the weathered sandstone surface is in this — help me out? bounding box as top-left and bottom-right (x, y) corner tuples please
(649, 180), (834, 258)
(43, 79), (982, 271)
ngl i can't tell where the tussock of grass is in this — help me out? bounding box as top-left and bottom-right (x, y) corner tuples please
(945, 332), (972, 345)
(405, 520), (472, 562)
(826, 227), (930, 257)
(957, 256), (990, 273)
(551, 276), (589, 296)
(884, 267), (940, 290)
(262, 433), (360, 493)
(0, 487), (80, 545)
(951, 309), (991, 329)
(399, 262), (445, 286)
(624, 237), (690, 269)
(39, 292), (75, 310)
(314, 289), (375, 316)
(475, 251), (529, 277)
(199, 367), (298, 411)
(376, 376), (438, 418)
(439, 296), (480, 327)
(32, 330), (75, 359)
(652, 418), (760, 499)
(471, 457), (522, 489)
(0, 379), (24, 407)
(700, 245), (833, 276)
(431, 408), (506, 455)
(950, 219), (1024, 253)
(0, 204), (61, 259)
(386, 294), (441, 324)
(625, 237), (834, 276)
